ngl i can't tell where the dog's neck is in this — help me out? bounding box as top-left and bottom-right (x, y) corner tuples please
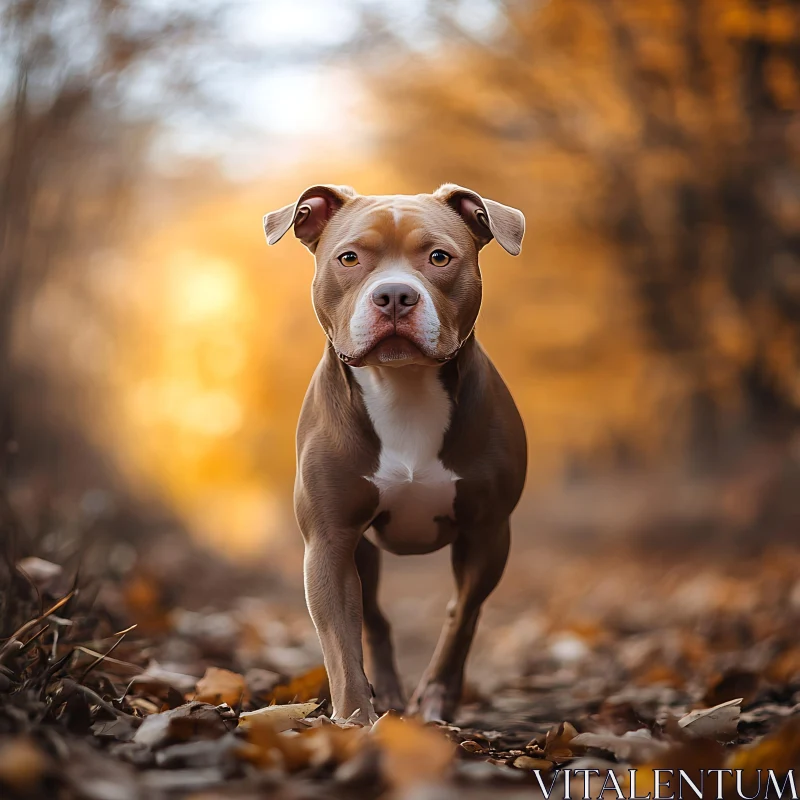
(349, 363), (447, 414)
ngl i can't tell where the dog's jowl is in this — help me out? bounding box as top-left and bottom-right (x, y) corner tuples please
(264, 185), (527, 724)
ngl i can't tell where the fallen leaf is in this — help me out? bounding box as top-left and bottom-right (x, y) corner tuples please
(245, 667), (281, 699)
(194, 667), (248, 707)
(704, 669), (760, 707)
(92, 717), (139, 742)
(133, 702), (228, 749)
(0, 737), (50, 792)
(571, 729), (669, 763)
(304, 724), (365, 768)
(678, 697), (742, 740)
(371, 714), (453, 789)
(155, 734), (240, 770)
(528, 721), (579, 761)
(127, 697), (162, 715)
(132, 662), (199, 695)
(266, 665), (328, 704)
(238, 722), (313, 772)
(512, 755), (552, 770)
(333, 743), (381, 787)
(123, 575), (171, 634)
(238, 702), (320, 733)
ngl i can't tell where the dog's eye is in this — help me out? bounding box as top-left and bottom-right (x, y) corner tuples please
(429, 250), (451, 267)
(338, 251), (359, 267)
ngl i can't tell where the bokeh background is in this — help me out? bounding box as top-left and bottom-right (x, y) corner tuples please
(1, 0), (799, 669)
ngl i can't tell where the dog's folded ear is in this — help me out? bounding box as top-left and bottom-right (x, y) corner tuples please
(434, 184), (525, 256)
(264, 185), (357, 251)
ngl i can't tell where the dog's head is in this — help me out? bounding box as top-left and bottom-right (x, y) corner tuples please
(264, 185), (525, 367)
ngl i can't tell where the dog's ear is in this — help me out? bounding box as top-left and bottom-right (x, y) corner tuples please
(264, 185), (357, 251)
(434, 184), (525, 256)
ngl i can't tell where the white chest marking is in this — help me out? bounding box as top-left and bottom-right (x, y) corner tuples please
(352, 366), (459, 552)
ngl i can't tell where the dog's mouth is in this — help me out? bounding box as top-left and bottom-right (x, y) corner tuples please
(365, 335), (425, 366)
(335, 334), (457, 368)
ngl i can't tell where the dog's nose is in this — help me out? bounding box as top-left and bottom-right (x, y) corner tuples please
(371, 283), (420, 318)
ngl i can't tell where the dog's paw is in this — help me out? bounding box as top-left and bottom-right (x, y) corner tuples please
(406, 682), (457, 722)
(333, 700), (379, 727)
(373, 688), (406, 716)
(369, 675), (406, 715)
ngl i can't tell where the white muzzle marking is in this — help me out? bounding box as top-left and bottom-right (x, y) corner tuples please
(348, 269), (441, 355)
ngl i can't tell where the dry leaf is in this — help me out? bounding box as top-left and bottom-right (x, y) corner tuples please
(704, 669), (760, 707)
(237, 719), (353, 773)
(133, 702), (228, 749)
(245, 668), (281, 699)
(0, 737), (50, 791)
(194, 667), (248, 707)
(512, 755), (552, 770)
(237, 725), (309, 772)
(238, 702), (320, 733)
(304, 724), (365, 768)
(123, 575), (171, 635)
(371, 714), (453, 789)
(127, 697), (162, 715)
(678, 697), (742, 740)
(267, 665), (328, 704)
(529, 721), (579, 761)
(133, 662), (198, 695)
(571, 729), (669, 763)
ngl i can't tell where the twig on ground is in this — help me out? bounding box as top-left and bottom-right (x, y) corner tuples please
(78, 624), (137, 683)
(0, 591), (75, 665)
(74, 646), (143, 673)
(61, 678), (142, 725)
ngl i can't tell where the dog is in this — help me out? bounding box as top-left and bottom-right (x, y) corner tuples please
(264, 184), (527, 724)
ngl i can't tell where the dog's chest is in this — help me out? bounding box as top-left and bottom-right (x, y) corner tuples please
(352, 367), (459, 555)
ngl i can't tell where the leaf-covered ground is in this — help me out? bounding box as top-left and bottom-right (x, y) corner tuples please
(1, 540), (799, 799)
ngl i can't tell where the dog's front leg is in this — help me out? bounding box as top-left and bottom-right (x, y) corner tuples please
(303, 532), (377, 724)
(355, 535), (405, 713)
(408, 519), (510, 722)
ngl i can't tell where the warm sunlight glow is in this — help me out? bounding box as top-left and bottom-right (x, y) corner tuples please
(170, 254), (242, 323)
(103, 218), (299, 556)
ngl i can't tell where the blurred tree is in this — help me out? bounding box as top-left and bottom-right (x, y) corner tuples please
(0, 0), (220, 500)
(370, 0), (800, 468)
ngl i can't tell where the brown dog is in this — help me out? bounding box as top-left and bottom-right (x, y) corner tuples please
(264, 184), (527, 724)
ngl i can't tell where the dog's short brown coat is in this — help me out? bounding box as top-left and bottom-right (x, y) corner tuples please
(264, 184), (527, 723)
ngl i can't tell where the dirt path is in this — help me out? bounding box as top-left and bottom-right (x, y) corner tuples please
(1, 542), (798, 798)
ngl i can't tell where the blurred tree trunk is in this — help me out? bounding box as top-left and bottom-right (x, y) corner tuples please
(0, 63), (29, 490)
(0, 0), (219, 512)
